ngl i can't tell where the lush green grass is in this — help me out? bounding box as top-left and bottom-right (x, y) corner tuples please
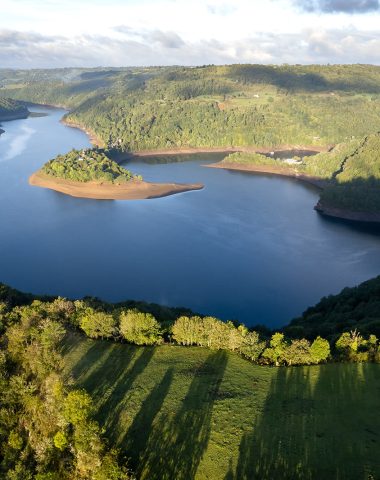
(63, 333), (380, 480)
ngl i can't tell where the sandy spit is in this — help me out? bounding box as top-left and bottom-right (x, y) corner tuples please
(29, 172), (204, 200)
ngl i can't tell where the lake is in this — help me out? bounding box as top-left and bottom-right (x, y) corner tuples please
(1, 106), (380, 328)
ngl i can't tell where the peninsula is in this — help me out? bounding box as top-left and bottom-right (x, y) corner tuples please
(29, 148), (203, 200)
(207, 134), (380, 223)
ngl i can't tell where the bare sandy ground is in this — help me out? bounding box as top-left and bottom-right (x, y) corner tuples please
(29, 171), (203, 200)
(314, 202), (380, 223)
(204, 161), (328, 188)
(129, 144), (329, 158)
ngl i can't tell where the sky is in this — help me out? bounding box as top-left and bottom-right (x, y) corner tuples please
(1, 0), (380, 68)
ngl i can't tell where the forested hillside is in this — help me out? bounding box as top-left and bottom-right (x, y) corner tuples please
(0, 98), (29, 121)
(285, 275), (380, 340)
(1, 64), (380, 150)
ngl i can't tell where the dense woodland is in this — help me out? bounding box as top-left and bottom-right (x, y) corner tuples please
(41, 149), (141, 183)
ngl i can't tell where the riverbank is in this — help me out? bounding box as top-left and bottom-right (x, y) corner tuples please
(205, 161), (380, 224)
(204, 161), (329, 189)
(61, 117), (106, 148)
(123, 144), (329, 158)
(29, 171), (203, 200)
(314, 201), (380, 223)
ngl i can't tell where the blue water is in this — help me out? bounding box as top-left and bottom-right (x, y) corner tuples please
(1, 106), (380, 328)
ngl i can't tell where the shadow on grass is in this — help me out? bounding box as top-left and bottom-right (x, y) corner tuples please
(68, 341), (154, 441)
(95, 347), (155, 437)
(69, 340), (115, 381)
(121, 367), (175, 471)
(136, 350), (228, 480)
(234, 364), (379, 480)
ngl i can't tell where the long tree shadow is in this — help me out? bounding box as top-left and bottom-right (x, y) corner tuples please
(69, 340), (115, 381)
(95, 347), (155, 438)
(139, 350), (228, 480)
(234, 363), (380, 480)
(120, 367), (175, 471)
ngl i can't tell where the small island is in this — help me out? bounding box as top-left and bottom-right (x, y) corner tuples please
(29, 149), (203, 200)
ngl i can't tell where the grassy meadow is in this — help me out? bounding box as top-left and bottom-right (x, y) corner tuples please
(63, 333), (380, 480)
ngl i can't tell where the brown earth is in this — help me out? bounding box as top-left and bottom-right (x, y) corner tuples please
(29, 171), (203, 200)
(204, 161), (329, 189)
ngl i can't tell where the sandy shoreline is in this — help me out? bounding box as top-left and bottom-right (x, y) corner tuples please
(61, 118), (106, 148)
(126, 144), (329, 158)
(204, 161), (329, 189)
(206, 161), (380, 223)
(29, 171), (203, 200)
(314, 202), (380, 223)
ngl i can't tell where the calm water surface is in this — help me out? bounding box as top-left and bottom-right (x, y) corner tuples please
(1, 107), (380, 327)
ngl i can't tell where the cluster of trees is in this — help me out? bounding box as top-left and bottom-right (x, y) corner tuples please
(76, 305), (162, 346)
(172, 316), (332, 365)
(0, 299), (132, 479)
(41, 148), (141, 183)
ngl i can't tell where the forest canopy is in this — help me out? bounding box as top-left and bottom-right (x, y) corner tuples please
(41, 149), (141, 183)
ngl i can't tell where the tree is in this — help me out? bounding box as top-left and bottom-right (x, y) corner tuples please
(80, 311), (117, 339)
(336, 329), (363, 360)
(262, 333), (287, 366)
(283, 339), (312, 366)
(239, 331), (265, 362)
(310, 336), (330, 363)
(63, 390), (93, 426)
(172, 316), (202, 346)
(119, 309), (161, 345)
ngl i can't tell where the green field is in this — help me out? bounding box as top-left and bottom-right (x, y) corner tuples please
(63, 333), (380, 480)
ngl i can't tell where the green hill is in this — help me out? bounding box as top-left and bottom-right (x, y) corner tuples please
(285, 275), (380, 340)
(2, 64), (380, 150)
(40, 148), (140, 183)
(0, 97), (29, 121)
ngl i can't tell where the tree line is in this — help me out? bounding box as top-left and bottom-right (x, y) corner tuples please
(2, 292), (378, 369)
